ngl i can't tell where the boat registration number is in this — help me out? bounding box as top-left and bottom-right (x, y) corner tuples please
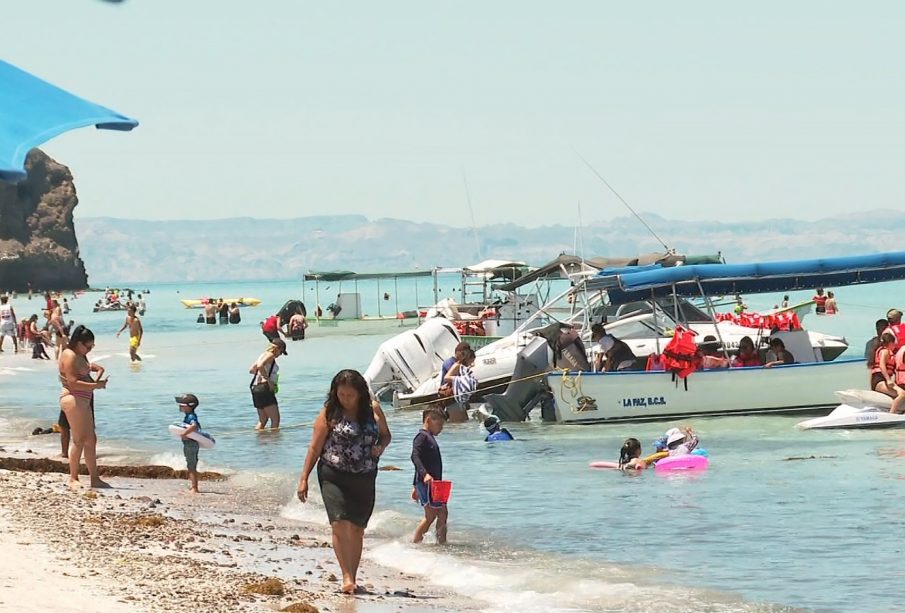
(482, 357), (496, 365)
(621, 396), (667, 408)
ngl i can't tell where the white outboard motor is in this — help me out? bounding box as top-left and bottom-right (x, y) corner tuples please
(364, 318), (460, 398)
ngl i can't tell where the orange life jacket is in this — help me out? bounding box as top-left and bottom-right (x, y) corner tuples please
(661, 326), (701, 379)
(885, 324), (905, 351)
(872, 347), (895, 377)
(895, 346), (905, 386)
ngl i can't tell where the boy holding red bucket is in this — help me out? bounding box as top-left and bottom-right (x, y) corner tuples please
(411, 406), (450, 544)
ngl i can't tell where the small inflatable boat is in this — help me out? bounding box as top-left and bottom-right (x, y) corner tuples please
(796, 389), (905, 430)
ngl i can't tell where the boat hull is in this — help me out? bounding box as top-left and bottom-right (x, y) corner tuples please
(547, 359), (868, 424)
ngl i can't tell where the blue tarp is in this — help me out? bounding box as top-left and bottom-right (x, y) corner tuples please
(591, 251), (905, 304)
(0, 60), (138, 182)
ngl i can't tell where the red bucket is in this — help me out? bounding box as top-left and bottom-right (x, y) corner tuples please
(430, 480), (453, 504)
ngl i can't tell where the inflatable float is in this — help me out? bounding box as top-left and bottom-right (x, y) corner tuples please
(589, 449), (709, 471)
(168, 423), (216, 449)
(180, 297), (261, 309)
(653, 453), (708, 472)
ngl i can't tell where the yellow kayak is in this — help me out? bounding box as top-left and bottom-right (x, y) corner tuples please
(180, 297), (262, 309)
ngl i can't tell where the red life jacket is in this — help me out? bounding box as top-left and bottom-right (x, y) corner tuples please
(646, 353), (665, 371)
(894, 346), (905, 386)
(661, 326), (700, 379)
(885, 324), (905, 351)
(814, 295), (827, 312)
(872, 346), (895, 377)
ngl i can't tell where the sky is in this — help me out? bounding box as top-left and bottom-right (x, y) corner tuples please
(5, 1), (905, 228)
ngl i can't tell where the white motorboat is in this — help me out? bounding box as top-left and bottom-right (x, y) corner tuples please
(796, 390), (905, 430)
(379, 288), (846, 409)
(531, 250), (905, 425)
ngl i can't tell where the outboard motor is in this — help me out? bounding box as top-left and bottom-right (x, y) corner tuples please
(534, 322), (591, 372)
(484, 323), (587, 422)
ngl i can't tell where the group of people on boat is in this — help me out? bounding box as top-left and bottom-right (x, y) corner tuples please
(589, 322), (796, 375)
(868, 309), (905, 413)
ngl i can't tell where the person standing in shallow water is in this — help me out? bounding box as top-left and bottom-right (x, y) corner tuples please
(249, 339), (286, 429)
(116, 305), (143, 362)
(297, 369), (392, 595)
(59, 325), (109, 489)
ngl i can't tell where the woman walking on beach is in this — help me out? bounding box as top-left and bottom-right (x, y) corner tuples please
(249, 338), (287, 429)
(297, 369), (391, 594)
(59, 325), (109, 489)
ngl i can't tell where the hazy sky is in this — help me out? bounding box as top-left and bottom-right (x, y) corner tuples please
(6, 1), (905, 228)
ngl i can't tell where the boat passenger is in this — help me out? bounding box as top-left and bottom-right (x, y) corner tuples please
(731, 336), (762, 368)
(781, 295), (790, 309)
(483, 415), (514, 442)
(884, 309), (905, 350)
(764, 338), (794, 367)
(824, 291), (838, 315)
(865, 319), (890, 370)
(813, 288), (827, 314)
(872, 332), (905, 413)
(698, 336), (729, 369)
(590, 324), (637, 372)
(733, 296), (747, 315)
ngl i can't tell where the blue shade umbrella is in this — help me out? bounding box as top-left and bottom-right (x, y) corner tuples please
(0, 59), (138, 183)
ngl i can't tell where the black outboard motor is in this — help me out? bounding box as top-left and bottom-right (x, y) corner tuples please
(484, 323), (588, 422)
(534, 322), (591, 372)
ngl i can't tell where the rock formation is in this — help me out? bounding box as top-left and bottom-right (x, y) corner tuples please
(0, 149), (89, 291)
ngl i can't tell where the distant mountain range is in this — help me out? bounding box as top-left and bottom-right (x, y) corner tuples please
(76, 211), (905, 284)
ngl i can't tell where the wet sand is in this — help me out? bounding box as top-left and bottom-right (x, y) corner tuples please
(0, 455), (479, 612)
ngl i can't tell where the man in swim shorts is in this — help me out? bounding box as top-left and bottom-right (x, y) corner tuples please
(116, 305), (143, 362)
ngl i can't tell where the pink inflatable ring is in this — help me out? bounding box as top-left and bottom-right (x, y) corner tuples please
(654, 454), (709, 472)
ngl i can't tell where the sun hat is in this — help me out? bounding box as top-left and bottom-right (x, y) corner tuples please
(665, 428), (685, 446)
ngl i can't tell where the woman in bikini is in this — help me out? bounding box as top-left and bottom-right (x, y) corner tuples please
(59, 325), (109, 489)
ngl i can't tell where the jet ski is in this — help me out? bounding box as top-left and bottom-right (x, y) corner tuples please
(796, 389), (905, 430)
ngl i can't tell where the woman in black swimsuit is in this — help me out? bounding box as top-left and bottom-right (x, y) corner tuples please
(297, 370), (392, 594)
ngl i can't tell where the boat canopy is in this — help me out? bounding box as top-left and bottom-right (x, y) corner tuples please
(462, 259), (529, 281)
(591, 251), (905, 304)
(304, 270), (433, 282)
(495, 252), (720, 292)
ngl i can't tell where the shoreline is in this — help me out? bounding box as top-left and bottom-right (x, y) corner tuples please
(0, 449), (481, 612)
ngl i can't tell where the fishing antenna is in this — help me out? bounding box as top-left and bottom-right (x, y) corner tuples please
(460, 167), (482, 260)
(573, 149), (670, 251)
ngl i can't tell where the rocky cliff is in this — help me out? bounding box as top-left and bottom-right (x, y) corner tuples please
(0, 149), (89, 291)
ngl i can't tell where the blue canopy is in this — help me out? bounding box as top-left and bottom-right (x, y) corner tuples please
(0, 60), (138, 182)
(590, 251), (905, 304)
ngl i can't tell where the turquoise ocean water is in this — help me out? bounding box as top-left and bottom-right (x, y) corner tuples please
(2, 278), (905, 612)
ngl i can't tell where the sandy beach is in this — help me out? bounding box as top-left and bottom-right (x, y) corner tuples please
(0, 449), (479, 613)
